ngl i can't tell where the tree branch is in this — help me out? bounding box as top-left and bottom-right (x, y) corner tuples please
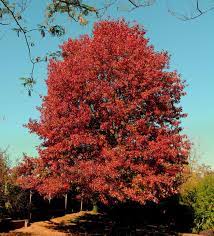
(128, 0), (155, 8)
(196, 0), (203, 14)
(168, 0), (214, 21)
(0, 22), (9, 25)
(0, 0), (33, 63)
(0, 0), (41, 95)
(128, 0), (138, 7)
(127, 0), (155, 12)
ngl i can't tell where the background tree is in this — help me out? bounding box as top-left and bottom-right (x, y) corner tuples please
(180, 161), (214, 233)
(0, 150), (29, 219)
(0, 149), (13, 217)
(18, 20), (190, 206)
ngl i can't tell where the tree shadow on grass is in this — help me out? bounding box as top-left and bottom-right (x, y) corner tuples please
(49, 213), (113, 235)
(46, 195), (194, 235)
(47, 212), (179, 236)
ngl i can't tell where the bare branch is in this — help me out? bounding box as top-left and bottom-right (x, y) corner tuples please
(168, 0), (214, 21)
(128, 0), (138, 7)
(95, 0), (118, 19)
(129, 0), (155, 7)
(127, 0), (155, 12)
(0, 22), (10, 25)
(196, 0), (203, 14)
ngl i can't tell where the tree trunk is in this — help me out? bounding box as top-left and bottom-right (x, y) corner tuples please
(92, 199), (98, 213)
(64, 194), (68, 214)
(29, 190), (32, 221)
(80, 197), (83, 211)
(48, 197), (51, 204)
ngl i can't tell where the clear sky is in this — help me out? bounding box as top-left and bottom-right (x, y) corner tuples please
(0, 0), (213, 166)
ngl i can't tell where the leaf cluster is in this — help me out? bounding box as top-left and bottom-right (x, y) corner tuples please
(46, 0), (97, 25)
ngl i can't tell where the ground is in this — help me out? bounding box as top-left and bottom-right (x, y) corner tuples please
(13, 211), (93, 235)
(0, 211), (203, 236)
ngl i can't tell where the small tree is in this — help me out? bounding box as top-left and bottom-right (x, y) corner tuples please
(23, 20), (189, 205)
(180, 162), (214, 233)
(0, 150), (29, 218)
(0, 150), (9, 217)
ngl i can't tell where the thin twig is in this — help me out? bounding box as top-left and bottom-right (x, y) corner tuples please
(168, 0), (214, 21)
(128, 0), (138, 8)
(196, 0), (203, 14)
(0, 22), (10, 25)
(0, 0), (33, 64)
(128, 0), (155, 12)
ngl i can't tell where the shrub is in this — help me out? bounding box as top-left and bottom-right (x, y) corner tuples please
(180, 172), (214, 232)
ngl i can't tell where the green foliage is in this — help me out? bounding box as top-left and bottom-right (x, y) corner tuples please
(48, 25), (65, 37)
(0, 150), (29, 219)
(180, 173), (214, 232)
(45, 0), (97, 25)
(193, 175), (214, 232)
(19, 77), (36, 96)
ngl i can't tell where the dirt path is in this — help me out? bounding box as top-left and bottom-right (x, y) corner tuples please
(14, 221), (67, 236)
(2, 211), (203, 236)
(12, 211), (93, 236)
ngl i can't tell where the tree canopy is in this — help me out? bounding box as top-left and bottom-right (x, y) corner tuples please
(17, 20), (190, 204)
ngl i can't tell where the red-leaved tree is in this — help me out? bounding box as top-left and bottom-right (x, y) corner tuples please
(19, 20), (190, 204)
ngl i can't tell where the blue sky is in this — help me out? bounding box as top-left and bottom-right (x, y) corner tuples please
(0, 0), (213, 166)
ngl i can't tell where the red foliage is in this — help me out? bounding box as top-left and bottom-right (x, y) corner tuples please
(15, 156), (41, 190)
(20, 20), (190, 204)
(15, 155), (70, 198)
